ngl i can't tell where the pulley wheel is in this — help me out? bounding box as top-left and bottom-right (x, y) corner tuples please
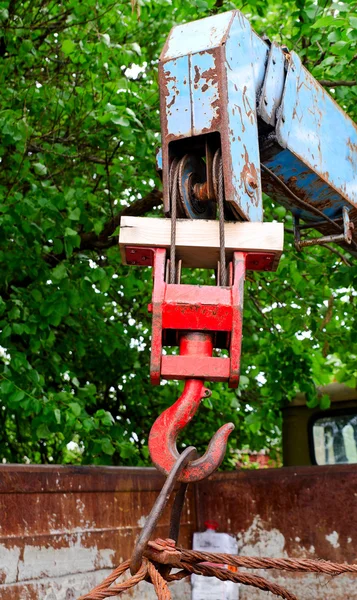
(175, 154), (215, 220)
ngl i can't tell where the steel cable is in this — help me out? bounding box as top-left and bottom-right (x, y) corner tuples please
(79, 547), (357, 600)
(217, 154), (227, 286)
(169, 160), (179, 284)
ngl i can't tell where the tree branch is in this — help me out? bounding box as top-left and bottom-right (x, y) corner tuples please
(1, 189), (163, 295)
(79, 188), (163, 251)
(319, 80), (357, 87)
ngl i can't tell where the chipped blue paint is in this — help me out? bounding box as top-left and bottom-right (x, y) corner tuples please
(224, 11), (263, 220)
(277, 52), (357, 206)
(159, 9), (357, 232)
(259, 42), (286, 126)
(161, 11), (234, 61)
(163, 56), (192, 138)
(156, 147), (162, 172)
(190, 51), (220, 136)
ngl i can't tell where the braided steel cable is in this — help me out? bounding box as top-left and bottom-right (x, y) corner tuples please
(78, 558), (148, 600)
(179, 549), (357, 575)
(177, 561), (297, 600)
(148, 561), (172, 600)
(79, 544), (357, 600)
(217, 152), (227, 286)
(169, 160), (179, 284)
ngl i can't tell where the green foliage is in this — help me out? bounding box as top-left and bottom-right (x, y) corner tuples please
(0, 0), (356, 466)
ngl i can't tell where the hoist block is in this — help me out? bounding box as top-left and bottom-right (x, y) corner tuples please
(119, 218), (284, 389)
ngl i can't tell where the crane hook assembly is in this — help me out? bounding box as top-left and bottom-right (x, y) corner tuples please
(120, 239), (282, 480)
(119, 6), (357, 482)
(148, 336), (235, 483)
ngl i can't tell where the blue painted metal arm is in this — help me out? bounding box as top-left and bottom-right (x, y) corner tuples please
(158, 10), (357, 248)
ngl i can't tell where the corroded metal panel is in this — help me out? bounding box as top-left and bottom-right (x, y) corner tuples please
(0, 466), (194, 599)
(159, 9), (268, 220)
(196, 464), (357, 599)
(1, 464), (356, 599)
(224, 11), (264, 221)
(190, 50), (221, 136)
(258, 42), (286, 126)
(160, 11), (234, 61)
(276, 52), (357, 209)
(159, 8), (357, 247)
(161, 56), (192, 140)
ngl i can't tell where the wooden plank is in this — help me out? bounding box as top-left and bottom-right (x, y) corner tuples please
(119, 217), (284, 270)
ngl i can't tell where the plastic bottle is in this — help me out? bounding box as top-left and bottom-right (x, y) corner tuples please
(191, 520), (239, 600)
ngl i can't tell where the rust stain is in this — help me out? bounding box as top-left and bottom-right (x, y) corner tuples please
(347, 137), (357, 153)
(237, 105), (246, 133)
(241, 146), (259, 206)
(197, 465), (357, 566)
(167, 95), (176, 109)
(194, 64), (200, 86)
(242, 85), (254, 124)
(201, 67), (219, 86)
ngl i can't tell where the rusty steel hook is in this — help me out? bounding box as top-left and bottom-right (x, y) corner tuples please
(148, 378), (234, 483)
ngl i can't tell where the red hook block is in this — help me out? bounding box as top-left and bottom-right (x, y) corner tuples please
(149, 248), (246, 388)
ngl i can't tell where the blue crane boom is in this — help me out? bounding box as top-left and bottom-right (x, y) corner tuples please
(157, 10), (357, 251)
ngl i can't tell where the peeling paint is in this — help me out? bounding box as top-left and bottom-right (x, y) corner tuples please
(325, 531), (340, 549)
(0, 545), (21, 584)
(237, 516), (288, 557)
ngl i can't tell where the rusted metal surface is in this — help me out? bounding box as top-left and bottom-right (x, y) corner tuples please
(196, 464), (357, 599)
(159, 10), (267, 220)
(294, 206), (354, 250)
(0, 464), (356, 598)
(258, 42), (286, 127)
(0, 465), (194, 599)
(158, 9), (357, 251)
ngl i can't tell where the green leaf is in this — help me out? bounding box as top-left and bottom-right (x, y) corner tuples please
(320, 393), (331, 410)
(36, 423), (51, 439)
(69, 207), (81, 220)
(31, 289), (43, 303)
(52, 263), (67, 281)
(33, 163), (47, 176)
(101, 438), (115, 455)
(62, 39), (76, 55)
(69, 402), (81, 417)
(0, 8), (9, 21)
(111, 116), (130, 127)
(119, 441), (136, 459)
(10, 389), (25, 402)
(65, 227), (78, 237)
(311, 16), (345, 28)
(0, 380), (15, 395)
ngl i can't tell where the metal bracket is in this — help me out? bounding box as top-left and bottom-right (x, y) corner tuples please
(294, 206), (354, 251)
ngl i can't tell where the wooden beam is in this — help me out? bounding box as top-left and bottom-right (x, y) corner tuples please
(119, 217), (284, 270)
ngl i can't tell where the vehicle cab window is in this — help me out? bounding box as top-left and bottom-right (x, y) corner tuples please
(311, 411), (357, 465)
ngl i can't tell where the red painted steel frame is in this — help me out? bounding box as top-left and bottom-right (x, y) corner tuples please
(149, 248), (246, 388)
